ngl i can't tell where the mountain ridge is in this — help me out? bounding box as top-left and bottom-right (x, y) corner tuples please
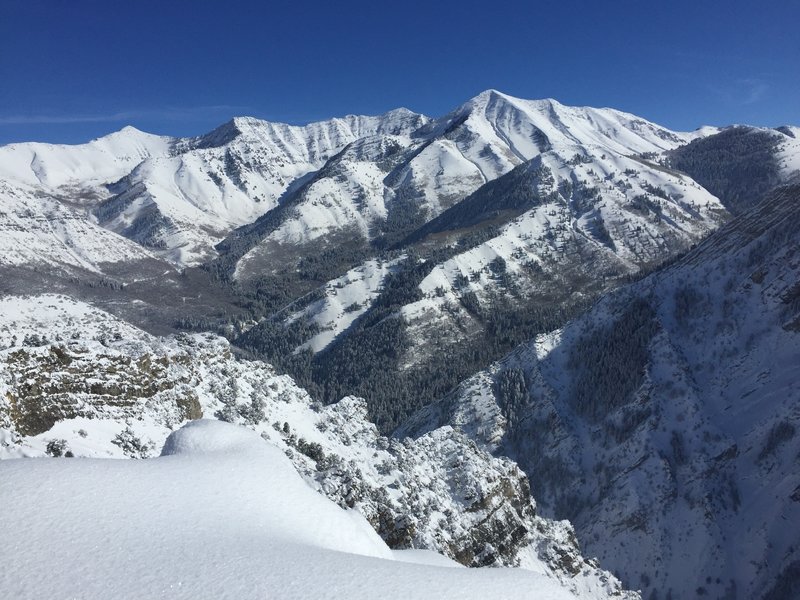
(399, 184), (800, 600)
(2, 91), (800, 599)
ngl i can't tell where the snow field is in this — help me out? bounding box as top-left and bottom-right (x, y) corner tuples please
(0, 419), (577, 600)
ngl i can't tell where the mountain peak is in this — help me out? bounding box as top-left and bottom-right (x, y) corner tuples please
(230, 115), (270, 130)
(459, 89), (565, 117)
(94, 124), (166, 144)
(119, 125), (145, 135)
(191, 117), (252, 148)
(466, 88), (515, 106)
(380, 106), (421, 119)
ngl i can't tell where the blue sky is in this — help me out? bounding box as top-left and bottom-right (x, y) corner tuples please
(1, 0), (798, 144)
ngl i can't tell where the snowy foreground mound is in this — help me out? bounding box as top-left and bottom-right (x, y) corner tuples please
(1, 420), (578, 600)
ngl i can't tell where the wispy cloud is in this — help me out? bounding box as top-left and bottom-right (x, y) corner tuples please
(0, 112), (138, 125)
(0, 105), (252, 126)
(740, 79), (768, 104)
(706, 78), (769, 106)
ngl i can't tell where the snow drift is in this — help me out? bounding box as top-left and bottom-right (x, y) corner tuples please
(0, 419), (584, 600)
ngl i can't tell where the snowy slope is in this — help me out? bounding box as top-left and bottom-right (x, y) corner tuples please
(776, 125), (800, 180)
(98, 110), (428, 264)
(0, 127), (179, 272)
(231, 90), (719, 280)
(235, 92), (727, 391)
(0, 294), (637, 600)
(393, 147), (723, 368)
(400, 185), (800, 600)
(283, 256), (404, 353)
(0, 109), (428, 266)
(0, 126), (171, 189)
(0, 177), (164, 273)
(0, 419), (594, 600)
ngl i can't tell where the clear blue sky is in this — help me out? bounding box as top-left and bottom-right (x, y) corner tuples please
(1, 0), (798, 144)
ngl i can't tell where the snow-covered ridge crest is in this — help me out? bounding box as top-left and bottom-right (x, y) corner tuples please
(0, 90), (722, 270)
(188, 108), (428, 151)
(0, 126), (173, 188)
(0, 107), (429, 190)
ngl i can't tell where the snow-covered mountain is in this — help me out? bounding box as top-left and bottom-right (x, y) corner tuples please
(225, 89), (721, 281)
(0, 109), (427, 266)
(3, 91), (794, 283)
(3, 92), (799, 599)
(0, 128), (174, 274)
(400, 184), (800, 600)
(0, 294), (636, 600)
(0, 92), (737, 431)
(0, 177), (165, 273)
(668, 124), (800, 215)
(236, 91), (729, 430)
(0, 125), (172, 189)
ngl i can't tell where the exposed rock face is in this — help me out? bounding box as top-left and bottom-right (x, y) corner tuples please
(5, 345), (194, 436)
(282, 399), (543, 569)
